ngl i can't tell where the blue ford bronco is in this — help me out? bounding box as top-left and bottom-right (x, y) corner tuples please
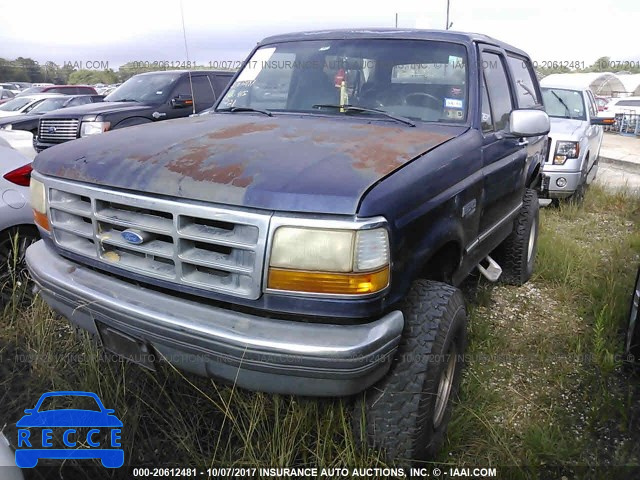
(26, 29), (550, 462)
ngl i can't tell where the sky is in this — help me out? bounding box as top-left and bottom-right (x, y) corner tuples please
(0, 0), (638, 70)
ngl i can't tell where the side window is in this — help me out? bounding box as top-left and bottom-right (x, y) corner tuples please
(67, 97), (91, 107)
(481, 75), (494, 133)
(77, 87), (94, 94)
(171, 77), (192, 98)
(482, 52), (513, 131)
(212, 75), (232, 95)
(506, 55), (540, 108)
(190, 76), (216, 111)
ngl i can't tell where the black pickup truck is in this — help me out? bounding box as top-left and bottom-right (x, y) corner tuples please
(34, 70), (233, 152)
(27, 29), (549, 463)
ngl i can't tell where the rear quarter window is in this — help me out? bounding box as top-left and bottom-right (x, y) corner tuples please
(506, 55), (540, 108)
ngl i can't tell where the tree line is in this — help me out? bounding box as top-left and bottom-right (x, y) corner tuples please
(1, 55), (638, 86)
(0, 58), (232, 85)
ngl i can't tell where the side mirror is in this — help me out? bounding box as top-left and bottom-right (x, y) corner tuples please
(171, 95), (193, 109)
(508, 109), (550, 137)
(590, 116), (615, 126)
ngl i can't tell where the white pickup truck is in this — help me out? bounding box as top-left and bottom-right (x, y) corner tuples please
(539, 83), (613, 203)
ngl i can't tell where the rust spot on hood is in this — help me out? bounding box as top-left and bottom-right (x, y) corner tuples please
(206, 122), (278, 140)
(343, 129), (453, 175)
(167, 158), (247, 184)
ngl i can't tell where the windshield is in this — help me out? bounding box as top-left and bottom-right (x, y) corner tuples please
(541, 88), (586, 120)
(16, 86), (45, 96)
(0, 96), (34, 111)
(105, 73), (182, 103)
(217, 39), (468, 123)
(28, 97), (69, 114)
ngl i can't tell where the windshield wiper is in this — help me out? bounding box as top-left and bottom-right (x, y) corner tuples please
(312, 104), (416, 127)
(217, 106), (273, 117)
(112, 98), (139, 103)
(550, 91), (573, 119)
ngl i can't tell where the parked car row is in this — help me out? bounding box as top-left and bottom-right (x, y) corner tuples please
(1, 71), (233, 153)
(0, 95), (105, 135)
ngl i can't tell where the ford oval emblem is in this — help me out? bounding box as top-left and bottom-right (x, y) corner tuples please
(121, 229), (146, 245)
(48, 126), (57, 134)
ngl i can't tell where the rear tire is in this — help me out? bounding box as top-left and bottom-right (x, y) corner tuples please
(625, 266), (640, 368)
(493, 188), (539, 285)
(352, 279), (467, 463)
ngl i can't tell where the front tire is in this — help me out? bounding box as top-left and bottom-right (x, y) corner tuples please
(493, 188), (539, 285)
(353, 279), (467, 463)
(626, 267), (640, 366)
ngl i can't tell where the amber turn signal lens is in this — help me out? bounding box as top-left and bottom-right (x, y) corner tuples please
(267, 266), (389, 294)
(33, 210), (50, 231)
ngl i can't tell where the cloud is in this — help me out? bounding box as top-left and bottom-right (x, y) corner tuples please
(0, 0), (637, 69)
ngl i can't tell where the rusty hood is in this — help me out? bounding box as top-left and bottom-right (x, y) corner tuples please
(34, 114), (462, 214)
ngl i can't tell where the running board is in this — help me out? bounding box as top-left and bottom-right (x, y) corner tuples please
(478, 256), (503, 282)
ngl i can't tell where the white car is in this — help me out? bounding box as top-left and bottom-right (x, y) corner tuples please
(0, 432), (24, 480)
(0, 130), (37, 160)
(0, 83), (20, 95)
(0, 93), (64, 118)
(598, 96), (640, 117)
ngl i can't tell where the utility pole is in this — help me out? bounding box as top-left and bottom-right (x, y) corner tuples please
(446, 0), (450, 30)
(395, 13), (398, 28)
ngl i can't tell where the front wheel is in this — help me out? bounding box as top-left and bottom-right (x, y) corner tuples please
(352, 279), (467, 463)
(493, 188), (539, 285)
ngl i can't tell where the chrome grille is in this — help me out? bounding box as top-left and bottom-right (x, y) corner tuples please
(39, 119), (79, 143)
(45, 177), (271, 300)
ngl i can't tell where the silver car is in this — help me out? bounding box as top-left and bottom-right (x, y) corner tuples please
(539, 84), (611, 202)
(0, 137), (38, 305)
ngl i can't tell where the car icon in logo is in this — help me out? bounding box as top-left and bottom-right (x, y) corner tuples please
(15, 391), (123, 468)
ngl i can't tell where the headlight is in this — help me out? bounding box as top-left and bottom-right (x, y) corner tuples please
(0, 124), (12, 130)
(80, 121), (110, 137)
(553, 141), (579, 165)
(267, 225), (390, 295)
(30, 177), (50, 231)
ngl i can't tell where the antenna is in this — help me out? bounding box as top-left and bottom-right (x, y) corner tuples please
(179, 0), (196, 115)
(446, 0), (450, 29)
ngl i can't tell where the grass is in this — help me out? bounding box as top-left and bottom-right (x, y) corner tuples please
(1, 184), (640, 479)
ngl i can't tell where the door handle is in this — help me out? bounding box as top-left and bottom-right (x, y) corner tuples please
(517, 139), (529, 146)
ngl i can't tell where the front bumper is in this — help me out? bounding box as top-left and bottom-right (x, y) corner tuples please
(26, 240), (404, 397)
(540, 170), (581, 199)
(34, 139), (68, 152)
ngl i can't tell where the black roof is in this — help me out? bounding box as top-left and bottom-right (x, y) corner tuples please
(259, 28), (529, 58)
